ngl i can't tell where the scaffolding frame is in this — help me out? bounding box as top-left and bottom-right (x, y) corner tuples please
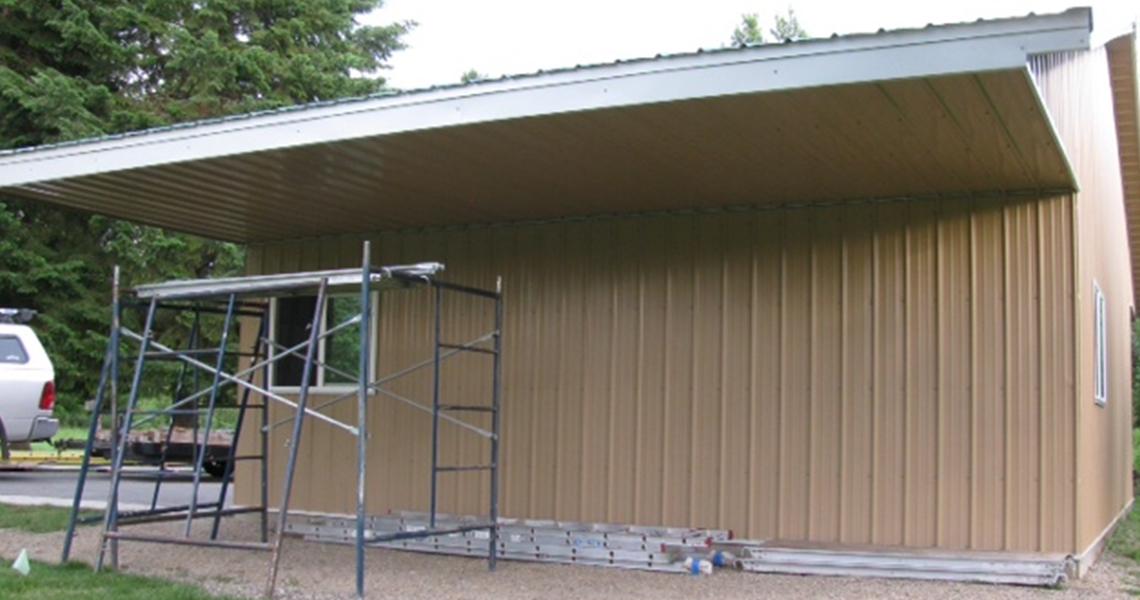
(62, 242), (504, 599)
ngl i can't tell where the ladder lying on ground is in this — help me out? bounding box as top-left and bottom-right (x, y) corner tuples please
(716, 541), (1071, 586)
(286, 511), (731, 573)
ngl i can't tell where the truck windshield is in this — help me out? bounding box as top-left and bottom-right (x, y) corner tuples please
(0, 336), (28, 364)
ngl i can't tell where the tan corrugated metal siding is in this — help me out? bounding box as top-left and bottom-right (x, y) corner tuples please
(1032, 46), (1136, 552)
(235, 194), (1076, 552)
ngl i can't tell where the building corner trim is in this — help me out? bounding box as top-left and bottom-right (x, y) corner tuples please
(1071, 496), (1133, 578)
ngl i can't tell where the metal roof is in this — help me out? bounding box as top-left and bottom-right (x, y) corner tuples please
(1107, 30), (1140, 299)
(0, 7), (1093, 242)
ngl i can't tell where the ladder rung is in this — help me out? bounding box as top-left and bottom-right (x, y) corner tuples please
(122, 470), (195, 481)
(438, 405), (495, 412)
(435, 464), (494, 472)
(128, 406), (257, 415)
(129, 408), (207, 415)
(147, 347), (222, 356)
(231, 455), (265, 461)
(438, 343), (497, 355)
(132, 350), (258, 361)
(368, 522), (494, 544)
(104, 531), (273, 552)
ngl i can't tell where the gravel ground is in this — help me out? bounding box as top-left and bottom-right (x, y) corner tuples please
(1, 514), (1134, 599)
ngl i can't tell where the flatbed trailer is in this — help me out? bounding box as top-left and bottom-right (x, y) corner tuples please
(87, 426), (234, 478)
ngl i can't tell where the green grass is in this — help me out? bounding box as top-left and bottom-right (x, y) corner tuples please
(1109, 505), (1140, 596)
(1110, 504), (1140, 561)
(1106, 428), (1140, 594)
(0, 505), (99, 534)
(0, 558), (239, 600)
(54, 426), (90, 441)
(1134, 428), (1140, 474)
(0, 506), (237, 598)
(28, 427), (89, 455)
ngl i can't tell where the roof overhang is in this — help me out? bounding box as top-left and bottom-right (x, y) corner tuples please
(1107, 30), (1140, 301)
(0, 8), (1092, 242)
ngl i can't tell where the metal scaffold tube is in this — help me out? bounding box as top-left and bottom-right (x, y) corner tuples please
(430, 283), (442, 530)
(489, 276), (504, 570)
(211, 313), (269, 540)
(265, 278), (327, 598)
(96, 296), (158, 572)
(355, 242), (372, 600)
(151, 309), (201, 512)
(62, 245), (503, 599)
(60, 327), (115, 563)
(185, 293), (237, 536)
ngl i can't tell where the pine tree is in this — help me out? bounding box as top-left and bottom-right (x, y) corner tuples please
(0, 0), (412, 419)
(731, 8), (809, 47)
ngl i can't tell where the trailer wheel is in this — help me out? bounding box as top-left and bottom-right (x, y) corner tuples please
(203, 459), (229, 479)
(0, 418), (9, 462)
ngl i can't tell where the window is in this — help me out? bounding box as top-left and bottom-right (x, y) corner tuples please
(1094, 281), (1107, 406)
(0, 336), (28, 364)
(270, 293), (375, 389)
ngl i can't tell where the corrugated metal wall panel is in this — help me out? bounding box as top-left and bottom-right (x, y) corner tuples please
(971, 201), (1005, 550)
(937, 201), (970, 549)
(235, 194), (1076, 552)
(1032, 46), (1134, 553)
(905, 202), (938, 547)
(839, 203), (874, 544)
(871, 203), (906, 545)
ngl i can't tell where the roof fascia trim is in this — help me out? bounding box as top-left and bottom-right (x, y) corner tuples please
(0, 9), (1091, 188)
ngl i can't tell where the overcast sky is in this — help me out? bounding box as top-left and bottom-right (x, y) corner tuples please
(364, 0), (1137, 91)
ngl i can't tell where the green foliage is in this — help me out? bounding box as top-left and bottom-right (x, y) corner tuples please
(0, 1), (411, 422)
(460, 69), (486, 84)
(129, 1), (413, 120)
(731, 8), (809, 46)
(0, 1), (413, 133)
(1109, 497), (1140, 570)
(0, 1), (150, 146)
(323, 295), (363, 384)
(770, 8), (808, 43)
(1134, 428), (1140, 474)
(0, 201), (245, 424)
(1108, 432), (1140, 591)
(0, 556), (238, 599)
(731, 13), (764, 46)
(0, 504), (99, 533)
(1133, 318), (1139, 428)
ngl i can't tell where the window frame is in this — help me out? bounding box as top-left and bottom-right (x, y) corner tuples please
(0, 334), (29, 364)
(1093, 281), (1107, 407)
(267, 292), (378, 393)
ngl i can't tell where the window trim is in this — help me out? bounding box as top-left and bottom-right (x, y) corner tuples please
(268, 292), (378, 393)
(0, 334), (29, 365)
(1093, 281), (1107, 407)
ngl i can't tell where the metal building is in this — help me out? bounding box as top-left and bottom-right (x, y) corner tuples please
(0, 6), (1136, 580)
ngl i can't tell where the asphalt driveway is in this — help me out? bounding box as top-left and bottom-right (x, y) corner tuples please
(0, 469), (227, 510)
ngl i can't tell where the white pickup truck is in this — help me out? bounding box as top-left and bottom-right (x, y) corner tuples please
(0, 309), (59, 450)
